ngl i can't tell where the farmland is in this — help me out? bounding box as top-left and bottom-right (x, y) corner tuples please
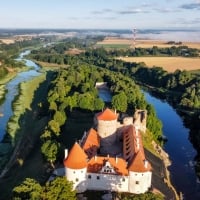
(118, 56), (200, 72)
(97, 37), (200, 49)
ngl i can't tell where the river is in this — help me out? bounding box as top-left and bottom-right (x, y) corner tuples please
(143, 91), (200, 200)
(0, 50), (41, 141)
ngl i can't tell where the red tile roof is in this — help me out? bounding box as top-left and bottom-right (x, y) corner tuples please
(87, 156), (128, 175)
(128, 150), (151, 172)
(96, 108), (118, 121)
(64, 142), (88, 169)
(82, 128), (100, 158)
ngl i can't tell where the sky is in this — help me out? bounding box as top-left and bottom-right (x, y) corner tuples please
(0, 0), (200, 29)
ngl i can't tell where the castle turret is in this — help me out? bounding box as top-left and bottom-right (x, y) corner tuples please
(64, 142), (88, 193)
(96, 108), (118, 151)
(128, 150), (152, 194)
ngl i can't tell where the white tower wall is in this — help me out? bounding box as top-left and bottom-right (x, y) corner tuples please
(65, 167), (87, 193)
(128, 171), (152, 194)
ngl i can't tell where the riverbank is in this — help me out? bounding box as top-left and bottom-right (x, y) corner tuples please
(0, 66), (32, 105)
(6, 73), (46, 145)
(0, 73), (46, 172)
(0, 72), (52, 200)
(142, 130), (179, 199)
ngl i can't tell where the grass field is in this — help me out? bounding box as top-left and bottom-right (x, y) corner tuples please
(118, 56), (200, 72)
(7, 74), (46, 144)
(97, 37), (200, 49)
(96, 43), (130, 49)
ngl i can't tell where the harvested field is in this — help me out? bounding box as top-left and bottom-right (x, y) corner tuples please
(0, 39), (15, 44)
(118, 56), (200, 72)
(65, 48), (84, 55)
(97, 37), (200, 49)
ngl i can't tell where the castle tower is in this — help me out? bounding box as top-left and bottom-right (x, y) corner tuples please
(128, 150), (152, 194)
(63, 142), (88, 193)
(96, 108), (118, 151)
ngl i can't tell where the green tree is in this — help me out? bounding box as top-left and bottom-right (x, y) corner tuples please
(118, 192), (163, 200)
(12, 178), (42, 200)
(48, 120), (60, 136)
(78, 93), (94, 111)
(12, 177), (76, 200)
(94, 98), (105, 111)
(111, 92), (128, 112)
(41, 140), (60, 168)
(53, 111), (66, 126)
(43, 177), (76, 200)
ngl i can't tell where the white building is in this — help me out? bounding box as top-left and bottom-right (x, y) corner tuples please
(64, 108), (152, 194)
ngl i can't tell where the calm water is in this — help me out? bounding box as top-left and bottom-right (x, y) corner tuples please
(143, 92), (200, 199)
(0, 50), (41, 141)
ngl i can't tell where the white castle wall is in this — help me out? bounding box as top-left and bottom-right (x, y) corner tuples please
(128, 171), (152, 194)
(86, 173), (129, 192)
(65, 167), (87, 193)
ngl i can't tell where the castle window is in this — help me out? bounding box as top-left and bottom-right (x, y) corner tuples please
(88, 175), (91, 179)
(122, 178), (125, 182)
(136, 181), (139, 184)
(73, 171), (76, 174)
(76, 178), (79, 182)
(97, 176), (100, 180)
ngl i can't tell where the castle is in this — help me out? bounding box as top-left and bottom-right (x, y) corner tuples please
(63, 108), (152, 194)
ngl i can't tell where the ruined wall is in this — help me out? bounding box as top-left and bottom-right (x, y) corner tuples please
(133, 110), (147, 133)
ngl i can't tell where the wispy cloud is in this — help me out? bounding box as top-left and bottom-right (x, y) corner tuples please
(91, 9), (113, 15)
(180, 3), (200, 10)
(173, 17), (200, 25)
(154, 7), (179, 13)
(118, 8), (149, 15)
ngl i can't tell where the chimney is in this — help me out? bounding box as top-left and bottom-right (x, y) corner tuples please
(64, 149), (68, 159)
(135, 128), (138, 136)
(144, 160), (148, 168)
(115, 156), (118, 164)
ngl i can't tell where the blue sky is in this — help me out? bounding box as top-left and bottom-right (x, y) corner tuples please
(0, 0), (200, 29)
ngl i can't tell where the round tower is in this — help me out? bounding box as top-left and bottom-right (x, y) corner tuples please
(63, 142), (88, 193)
(96, 108), (118, 149)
